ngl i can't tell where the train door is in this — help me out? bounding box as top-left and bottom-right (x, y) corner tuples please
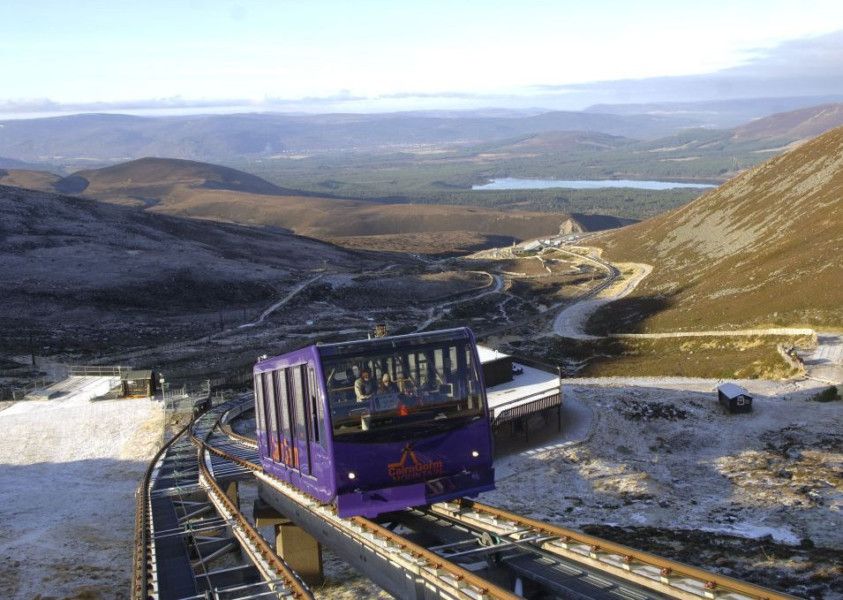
(292, 365), (313, 476)
(284, 367), (299, 471)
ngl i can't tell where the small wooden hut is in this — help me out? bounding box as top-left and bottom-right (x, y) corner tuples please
(717, 383), (753, 413)
(121, 370), (154, 398)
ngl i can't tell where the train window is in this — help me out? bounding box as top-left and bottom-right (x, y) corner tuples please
(292, 365), (307, 438)
(276, 369), (291, 442)
(253, 374), (265, 436)
(252, 375), (263, 431)
(272, 370), (286, 444)
(308, 367), (325, 447)
(321, 341), (485, 442)
(296, 365), (314, 472)
(263, 372), (279, 459)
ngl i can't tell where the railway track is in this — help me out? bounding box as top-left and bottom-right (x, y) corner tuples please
(138, 395), (798, 600)
(133, 398), (311, 600)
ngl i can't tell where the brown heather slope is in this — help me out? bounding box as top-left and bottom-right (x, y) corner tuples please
(149, 186), (567, 253)
(51, 158), (572, 253)
(53, 156), (286, 199)
(592, 126), (843, 332)
(731, 103), (843, 143)
(0, 168), (61, 191)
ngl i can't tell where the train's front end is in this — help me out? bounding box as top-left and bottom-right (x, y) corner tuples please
(319, 328), (495, 518)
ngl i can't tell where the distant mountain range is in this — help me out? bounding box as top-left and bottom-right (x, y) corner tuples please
(0, 110), (709, 167)
(591, 125), (843, 331)
(448, 103), (843, 186)
(583, 95), (843, 128)
(2, 97), (841, 170)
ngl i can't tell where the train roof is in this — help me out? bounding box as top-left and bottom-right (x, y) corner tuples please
(317, 327), (474, 358)
(254, 328), (477, 373)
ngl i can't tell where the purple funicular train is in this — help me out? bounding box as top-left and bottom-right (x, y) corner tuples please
(253, 327), (495, 518)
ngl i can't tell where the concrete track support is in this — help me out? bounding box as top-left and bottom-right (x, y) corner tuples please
(224, 480), (239, 507)
(255, 499), (324, 585)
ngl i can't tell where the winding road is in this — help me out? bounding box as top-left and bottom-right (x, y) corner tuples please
(238, 275), (323, 329)
(416, 272), (504, 332)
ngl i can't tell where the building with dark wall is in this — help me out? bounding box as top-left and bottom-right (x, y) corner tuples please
(121, 370), (154, 398)
(717, 383), (753, 413)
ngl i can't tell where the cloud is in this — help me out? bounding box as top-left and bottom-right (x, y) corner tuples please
(531, 30), (843, 105)
(3, 30), (842, 117)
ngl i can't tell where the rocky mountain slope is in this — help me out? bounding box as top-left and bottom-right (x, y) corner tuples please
(0, 184), (372, 349)
(592, 126), (843, 332)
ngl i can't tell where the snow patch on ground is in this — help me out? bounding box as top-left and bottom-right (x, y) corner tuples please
(487, 383), (843, 549)
(0, 387), (163, 599)
(698, 524), (801, 545)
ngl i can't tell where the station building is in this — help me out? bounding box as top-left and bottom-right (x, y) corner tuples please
(477, 345), (562, 439)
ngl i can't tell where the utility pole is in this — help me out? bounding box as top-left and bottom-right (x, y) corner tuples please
(28, 329), (35, 367)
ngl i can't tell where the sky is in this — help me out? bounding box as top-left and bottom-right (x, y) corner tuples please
(3, 0), (843, 114)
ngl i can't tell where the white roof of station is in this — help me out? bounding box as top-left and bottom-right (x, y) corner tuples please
(477, 346), (561, 419)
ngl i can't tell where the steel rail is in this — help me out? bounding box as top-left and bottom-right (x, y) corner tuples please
(219, 420), (258, 447)
(431, 499), (798, 600)
(190, 409), (312, 599)
(132, 421), (191, 600)
(253, 468), (522, 600)
(217, 400), (258, 448)
(202, 418), (521, 599)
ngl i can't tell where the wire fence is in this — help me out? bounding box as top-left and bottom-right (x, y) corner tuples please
(1, 363), (128, 401)
(161, 379), (211, 415)
(68, 365), (129, 377)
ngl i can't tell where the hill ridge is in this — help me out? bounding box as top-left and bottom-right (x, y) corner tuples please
(592, 125), (843, 331)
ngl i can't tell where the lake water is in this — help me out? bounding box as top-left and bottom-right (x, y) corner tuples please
(472, 177), (716, 190)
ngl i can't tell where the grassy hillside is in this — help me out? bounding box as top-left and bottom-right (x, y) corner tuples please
(59, 157), (288, 196)
(47, 158), (581, 254)
(732, 103), (843, 142)
(591, 126), (843, 332)
(0, 169), (61, 191)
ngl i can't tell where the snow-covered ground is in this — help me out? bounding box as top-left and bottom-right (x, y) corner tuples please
(0, 383), (163, 599)
(485, 382), (842, 595)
